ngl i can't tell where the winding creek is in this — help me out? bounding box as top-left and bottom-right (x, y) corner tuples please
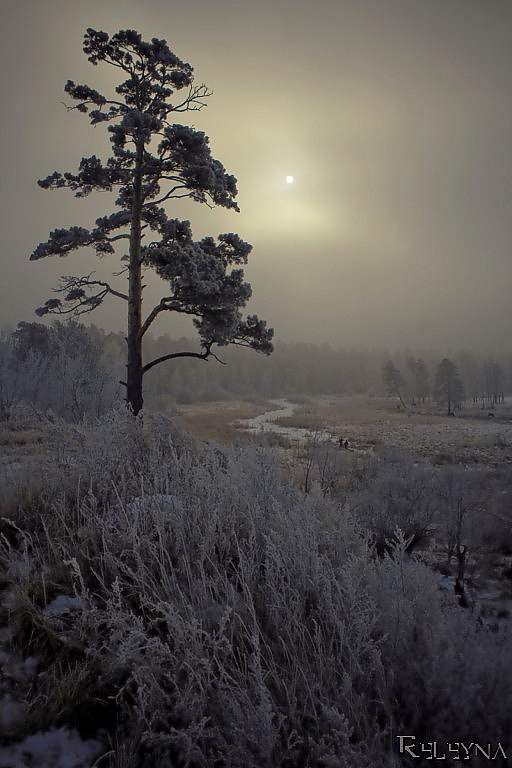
(237, 399), (335, 443)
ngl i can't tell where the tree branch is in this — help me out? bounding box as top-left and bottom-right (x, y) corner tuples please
(35, 273), (128, 317)
(142, 341), (225, 375)
(73, 276), (128, 302)
(139, 296), (181, 340)
(145, 186), (194, 207)
(170, 84), (212, 113)
(105, 233), (130, 242)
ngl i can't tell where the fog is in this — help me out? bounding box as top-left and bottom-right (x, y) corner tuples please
(2, 0), (512, 352)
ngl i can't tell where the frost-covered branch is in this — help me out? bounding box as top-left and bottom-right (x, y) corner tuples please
(35, 274), (128, 317)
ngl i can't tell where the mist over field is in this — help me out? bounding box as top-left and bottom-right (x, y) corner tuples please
(2, 2), (512, 766)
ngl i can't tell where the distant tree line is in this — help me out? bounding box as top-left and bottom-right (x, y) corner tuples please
(1, 320), (512, 420)
(381, 352), (508, 414)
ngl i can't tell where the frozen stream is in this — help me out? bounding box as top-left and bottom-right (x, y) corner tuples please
(237, 399), (334, 443)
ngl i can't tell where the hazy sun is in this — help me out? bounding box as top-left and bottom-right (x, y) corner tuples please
(286, 175), (294, 184)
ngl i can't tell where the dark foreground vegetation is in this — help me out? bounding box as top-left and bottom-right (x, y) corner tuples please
(1, 398), (512, 766)
(1, 321), (512, 765)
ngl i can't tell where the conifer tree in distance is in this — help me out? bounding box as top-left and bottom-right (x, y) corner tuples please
(31, 29), (273, 415)
(434, 358), (465, 415)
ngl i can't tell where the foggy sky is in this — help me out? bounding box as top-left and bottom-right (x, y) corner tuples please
(1, 0), (512, 352)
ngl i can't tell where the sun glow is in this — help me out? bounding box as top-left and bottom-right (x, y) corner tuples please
(286, 175), (294, 183)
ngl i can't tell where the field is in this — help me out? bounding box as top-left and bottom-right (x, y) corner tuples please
(178, 394), (512, 623)
(2, 395), (512, 767)
(178, 394), (512, 466)
(3, 395), (511, 469)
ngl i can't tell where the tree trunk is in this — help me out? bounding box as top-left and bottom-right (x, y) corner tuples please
(454, 543), (467, 605)
(126, 142), (144, 416)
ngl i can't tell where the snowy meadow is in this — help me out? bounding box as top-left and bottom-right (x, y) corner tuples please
(1, 394), (512, 766)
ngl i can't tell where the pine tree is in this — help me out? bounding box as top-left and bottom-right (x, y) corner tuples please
(381, 360), (406, 407)
(31, 29), (273, 415)
(433, 358), (465, 415)
(406, 356), (430, 403)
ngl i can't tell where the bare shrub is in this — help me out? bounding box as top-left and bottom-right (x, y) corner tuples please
(352, 447), (436, 555)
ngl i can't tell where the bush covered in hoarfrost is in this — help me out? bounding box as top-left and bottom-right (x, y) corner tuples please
(1, 409), (511, 767)
(0, 321), (122, 423)
(368, 532), (512, 746)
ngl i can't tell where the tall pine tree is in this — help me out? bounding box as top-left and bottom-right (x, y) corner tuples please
(31, 29), (273, 414)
